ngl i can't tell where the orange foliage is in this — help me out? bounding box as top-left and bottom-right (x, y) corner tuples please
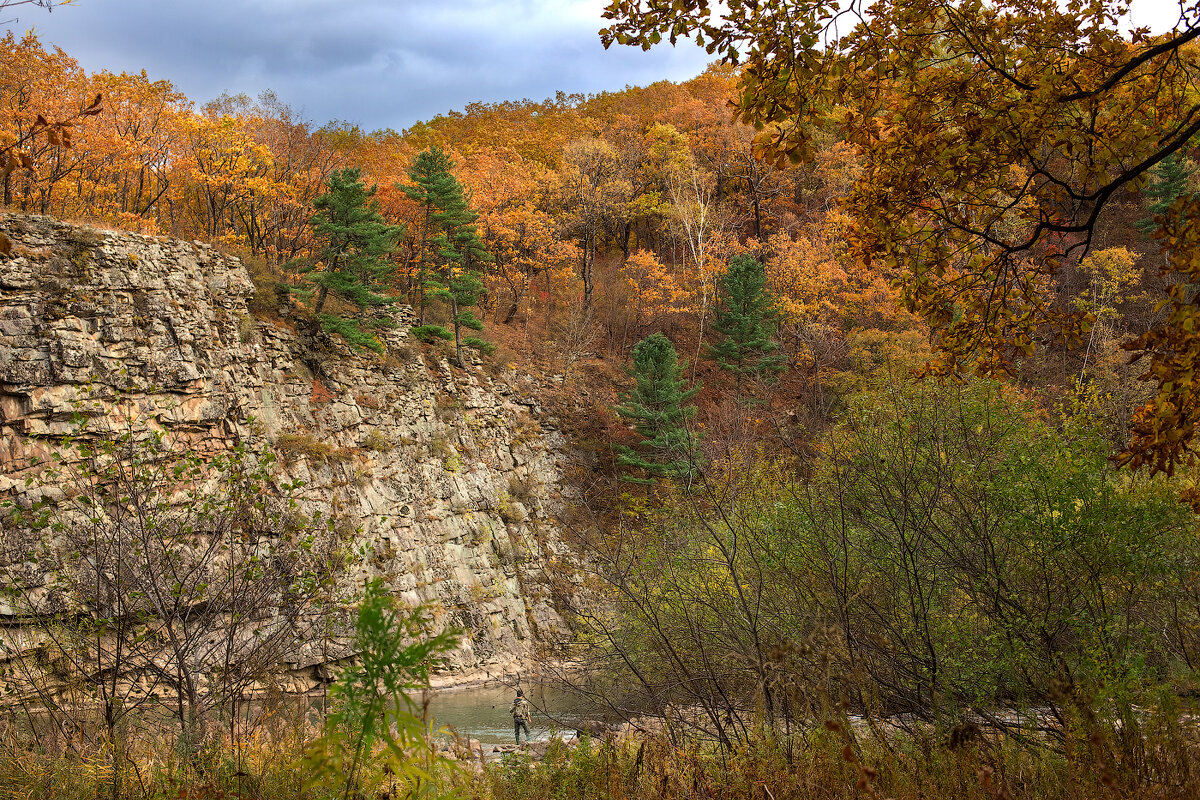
(620, 249), (683, 326)
(0, 31), (923, 390)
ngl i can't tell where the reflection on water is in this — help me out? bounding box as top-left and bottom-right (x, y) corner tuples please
(423, 683), (588, 745)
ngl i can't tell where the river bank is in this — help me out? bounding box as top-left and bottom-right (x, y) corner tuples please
(8, 708), (1196, 800)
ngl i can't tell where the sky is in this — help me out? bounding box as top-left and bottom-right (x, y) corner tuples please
(8, 0), (715, 132)
(5, 0), (1193, 134)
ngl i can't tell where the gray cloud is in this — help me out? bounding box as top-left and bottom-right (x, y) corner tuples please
(15, 0), (713, 130)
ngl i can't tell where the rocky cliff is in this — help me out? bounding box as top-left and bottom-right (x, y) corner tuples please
(0, 212), (578, 687)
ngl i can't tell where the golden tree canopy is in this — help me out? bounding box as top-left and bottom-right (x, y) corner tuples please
(603, 0), (1200, 472)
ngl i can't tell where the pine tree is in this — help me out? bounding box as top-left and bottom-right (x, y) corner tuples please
(614, 332), (701, 484)
(401, 146), (457, 325)
(1137, 153), (1194, 234)
(706, 254), (786, 398)
(297, 167), (404, 353)
(401, 147), (493, 366)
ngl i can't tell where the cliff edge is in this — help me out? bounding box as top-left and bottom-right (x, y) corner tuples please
(0, 212), (579, 688)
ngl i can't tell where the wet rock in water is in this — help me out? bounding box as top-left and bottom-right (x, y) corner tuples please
(575, 720), (614, 739)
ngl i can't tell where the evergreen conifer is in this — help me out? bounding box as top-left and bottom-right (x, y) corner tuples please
(706, 254), (786, 397)
(1137, 153), (1195, 234)
(401, 147), (493, 366)
(297, 167), (403, 353)
(614, 332), (701, 484)
(401, 147), (456, 324)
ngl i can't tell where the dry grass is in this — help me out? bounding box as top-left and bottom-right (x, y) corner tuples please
(2, 708), (1198, 800)
(274, 433), (357, 465)
(474, 718), (1200, 800)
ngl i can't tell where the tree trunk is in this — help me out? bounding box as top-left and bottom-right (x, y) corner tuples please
(582, 230), (595, 308)
(450, 293), (464, 367)
(503, 274), (531, 324)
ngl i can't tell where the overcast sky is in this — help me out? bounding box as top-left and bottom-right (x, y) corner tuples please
(9, 0), (714, 132)
(7, 0), (1192, 134)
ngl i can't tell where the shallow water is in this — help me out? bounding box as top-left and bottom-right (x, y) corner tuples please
(423, 683), (587, 745)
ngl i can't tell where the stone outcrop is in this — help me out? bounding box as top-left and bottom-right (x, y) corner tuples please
(0, 212), (578, 686)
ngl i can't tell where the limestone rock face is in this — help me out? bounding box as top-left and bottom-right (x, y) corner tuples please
(0, 212), (577, 683)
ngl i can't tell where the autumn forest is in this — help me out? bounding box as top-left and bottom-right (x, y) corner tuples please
(0, 29), (911, 398)
(5, 0), (1200, 797)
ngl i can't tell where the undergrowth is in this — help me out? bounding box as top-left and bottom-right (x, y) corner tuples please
(3, 710), (1199, 800)
(474, 717), (1200, 800)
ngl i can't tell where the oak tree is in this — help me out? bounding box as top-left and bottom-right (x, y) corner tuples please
(601, 0), (1200, 471)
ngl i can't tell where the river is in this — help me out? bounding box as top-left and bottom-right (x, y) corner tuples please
(422, 683), (589, 745)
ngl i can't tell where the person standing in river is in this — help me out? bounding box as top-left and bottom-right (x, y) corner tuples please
(510, 688), (532, 744)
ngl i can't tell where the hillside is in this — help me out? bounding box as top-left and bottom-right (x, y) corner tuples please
(4, 5), (1200, 799)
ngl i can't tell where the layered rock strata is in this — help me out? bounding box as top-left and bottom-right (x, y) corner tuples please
(0, 212), (576, 688)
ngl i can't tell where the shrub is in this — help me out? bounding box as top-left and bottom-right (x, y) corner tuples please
(355, 393), (383, 410)
(361, 430), (392, 452)
(303, 579), (459, 799)
(583, 377), (1200, 750)
(412, 324), (454, 344)
(0, 410), (344, 798)
(275, 433), (356, 465)
(507, 474), (537, 506)
(238, 312), (259, 343)
(430, 435), (454, 460)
